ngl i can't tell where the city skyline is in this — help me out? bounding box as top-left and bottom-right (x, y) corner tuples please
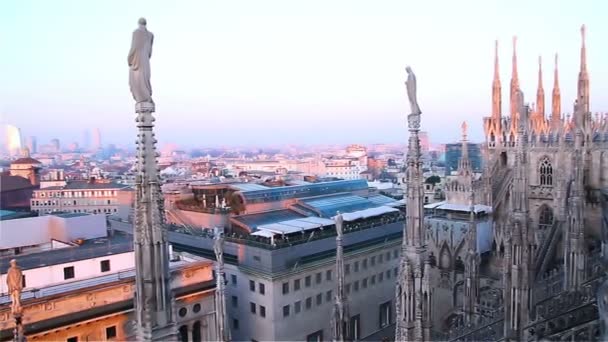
(1, 0), (607, 147)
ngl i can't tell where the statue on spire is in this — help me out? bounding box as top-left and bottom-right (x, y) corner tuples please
(406, 66), (421, 115)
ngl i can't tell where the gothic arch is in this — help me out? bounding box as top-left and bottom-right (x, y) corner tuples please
(538, 205), (554, 231)
(539, 156), (553, 186)
(439, 243), (452, 270)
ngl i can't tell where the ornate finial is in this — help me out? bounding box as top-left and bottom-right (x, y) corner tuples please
(494, 40), (499, 78)
(581, 24), (586, 43)
(461, 121), (468, 141)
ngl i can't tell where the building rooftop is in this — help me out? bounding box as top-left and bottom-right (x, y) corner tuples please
(39, 180), (130, 191)
(11, 157), (42, 165)
(0, 175), (36, 192)
(0, 230), (133, 273)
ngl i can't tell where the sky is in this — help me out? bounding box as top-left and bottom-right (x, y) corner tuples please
(1, 0), (607, 149)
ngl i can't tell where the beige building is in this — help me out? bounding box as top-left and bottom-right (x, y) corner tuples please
(30, 173), (133, 216)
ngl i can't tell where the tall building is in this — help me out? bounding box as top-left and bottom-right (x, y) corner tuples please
(25, 136), (37, 154)
(50, 138), (60, 153)
(444, 142), (482, 175)
(4, 124), (22, 157)
(92, 128), (102, 151)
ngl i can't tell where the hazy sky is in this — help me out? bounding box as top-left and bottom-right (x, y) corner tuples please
(1, 0), (606, 148)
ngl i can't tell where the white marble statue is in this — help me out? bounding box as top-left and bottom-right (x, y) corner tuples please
(128, 18), (154, 105)
(406, 66), (421, 115)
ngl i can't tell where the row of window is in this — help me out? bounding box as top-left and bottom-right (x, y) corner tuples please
(62, 260), (111, 280)
(281, 249), (400, 295)
(283, 289), (334, 317)
(32, 199), (114, 206)
(36, 190), (118, 198)
(32, 208), (117, 214)
(65, 326), (116, 342)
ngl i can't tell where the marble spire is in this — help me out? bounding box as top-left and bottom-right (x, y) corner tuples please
(510, 36), (520, 119)
(213, 227), (230, 342)
(536, 56), (545, 118)
(551, 53), (562, 129)
(492, 40), (502, 121)
(129, 19), (177, 341)
(577, 25), (589, 115)
(395, 67), (432, 342)
(332, 213), (350, 342)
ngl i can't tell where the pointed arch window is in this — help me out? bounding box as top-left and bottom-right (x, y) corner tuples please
(539, 205), (554, 230)
(539, 157), (553, 185)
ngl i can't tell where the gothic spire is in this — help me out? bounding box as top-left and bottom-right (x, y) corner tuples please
(510, 36), (520, 119)
(332, 213), (350, 342)
(536, 56), (545, 118)
(492, 40), (502, 120)
(551, 53), (561, 128)
(577, 24), (590, 115)
(458, 121), (472, 176)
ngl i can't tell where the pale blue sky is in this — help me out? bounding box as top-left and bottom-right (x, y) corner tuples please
(1, 0), (606, 148)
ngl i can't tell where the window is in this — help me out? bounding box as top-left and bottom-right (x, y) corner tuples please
(233, 319), (239, 330)
(386, 270), (391, 279)
(394, 267), (398, 277)
(316, 272), (322, 284)
(250, 280), (256, 292)
(371, 256), (376, 266)
(354, 261), (360, 272)
(294, 278), (301, 291)
(305, 275), (311, 287)
(193, 304), (201, 313)
(371, 275), (376, 285)
(178, 307), (187, 317)
(259, 283), (265, 295)
(386, 251), (391, 261)
(106, 326), (117, 339)
(354, 281), (359, 292)
(231, 274), (237, 285)
(231, 296), (238, 308)
(539, 157), (553, 185)
(282, 282), (289, 294)
(379, 254), (384, 263)
(283, 305), (290, 317)
(306, 297), (312, 309)
(21, 275), (26, 288)
(316, 293), (322, 305)
(379, 272), (384, 282)
(250, 302), (256, 314)
(306, 330), (323, 342)
(362, 259), (368, 269)
(295, 301), (302, 313)
(362, 278), (368, 289)
(67, 337), (78, 342)
(326, 290), (333, 302)
(379, 301), (391, 328)
(350, 315), (361, 341)
(326, 270), (332, 281)
(100, 260), (110, 272)
(393, 250), (399, 259)
(64, 266), (75, 280)
(260, 305), (266, 318)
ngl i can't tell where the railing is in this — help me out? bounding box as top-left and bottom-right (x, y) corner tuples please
(167, 212), (405, 250)
(174, 201), (231, 214)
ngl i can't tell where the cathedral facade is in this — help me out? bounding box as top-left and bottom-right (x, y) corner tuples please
(423, 25), (607, 341)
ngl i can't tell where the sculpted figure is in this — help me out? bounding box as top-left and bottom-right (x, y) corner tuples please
(6, 259), (23, 314)
(406, 66), (421, 115)
(128, 18), (154, 104)
(213, 227), (224, 267)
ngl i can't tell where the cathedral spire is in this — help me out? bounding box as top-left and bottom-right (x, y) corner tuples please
(492, 40), (502, 120)
(510, 36), (520, 119)
(551, 53), (561, 129)
(536, 56), (545, 118)
(458, 121), (472, 176)
(577, 25), (590, 115)
(332, 213), (350, 342)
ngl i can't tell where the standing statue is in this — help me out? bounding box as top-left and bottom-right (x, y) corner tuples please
(6, 259), (23, 314)
(406, 66), (421, 115)
(213, 227), (224, 267)
(128, 18), (154, 105)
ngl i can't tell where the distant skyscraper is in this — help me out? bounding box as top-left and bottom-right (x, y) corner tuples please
(50, 138), (60, 152)
(25, 136), (37, 154)
(82, 129), (91, 150)
(4, 124), (22, 157)
(92, 128), (101, 151)
(419, 131), (430, 153)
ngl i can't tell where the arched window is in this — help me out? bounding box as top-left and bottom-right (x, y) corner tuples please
(539, 157), (553, 186)
(539, 206), (554, 230)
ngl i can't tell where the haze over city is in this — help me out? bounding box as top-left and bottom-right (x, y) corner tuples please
(1, 0), (607, 148)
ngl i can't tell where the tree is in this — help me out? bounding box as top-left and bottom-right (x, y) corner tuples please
(425, 175), (441, 185)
